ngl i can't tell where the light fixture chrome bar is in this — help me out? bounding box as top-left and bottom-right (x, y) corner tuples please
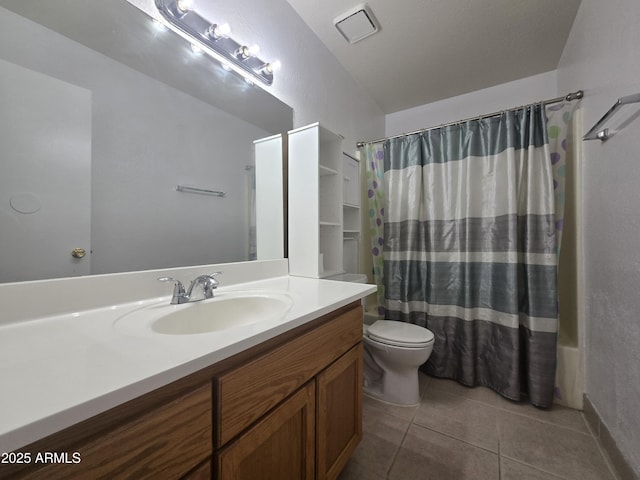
(357, 90), (584, 148)
(176, 185), (226, 197)
(154, 0), (274, 85)
(583, 92), (640, 141)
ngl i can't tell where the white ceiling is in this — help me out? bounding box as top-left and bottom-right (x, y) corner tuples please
(286, 0), (582, 114)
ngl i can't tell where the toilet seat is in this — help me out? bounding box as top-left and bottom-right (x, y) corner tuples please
(367, 320), (434, 348)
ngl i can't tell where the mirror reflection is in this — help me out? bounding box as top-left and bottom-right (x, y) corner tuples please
(0, 0), (292, 284)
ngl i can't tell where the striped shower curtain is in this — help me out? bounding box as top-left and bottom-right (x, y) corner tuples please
(382, 104), (558, 407)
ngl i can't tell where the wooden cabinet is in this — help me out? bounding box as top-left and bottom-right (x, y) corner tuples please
(183, 460), (212, 480)
(217, 382), (316, 480)
(214, 304), (363, 479)
(316, 344), (363, 480)
(3, 303), (363, 480)
(215, 303), (362, 446)
(14, 384), (212, 480)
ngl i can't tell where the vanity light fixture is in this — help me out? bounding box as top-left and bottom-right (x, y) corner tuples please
(176, 0), (194, 14)
(235, 45), (251, 60)
(154, 0), (279, 85)
(208, 22), (231, 39)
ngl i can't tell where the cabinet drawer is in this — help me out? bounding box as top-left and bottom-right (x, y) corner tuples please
(216, 304), (362, 446)
(28, 384), (212, 480)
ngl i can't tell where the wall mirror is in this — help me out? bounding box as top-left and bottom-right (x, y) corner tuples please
(0, 0), (292, 283)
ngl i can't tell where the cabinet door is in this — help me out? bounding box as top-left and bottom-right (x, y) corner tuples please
(316, 343), (363, 480)
(217, 382), (315, 480)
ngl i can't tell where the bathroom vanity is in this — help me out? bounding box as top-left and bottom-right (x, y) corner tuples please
(0, 265), (375, 479)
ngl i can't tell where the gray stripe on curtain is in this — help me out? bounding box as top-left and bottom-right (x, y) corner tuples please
(385, 107), (548, 170)
(385, 214), (557, 254)
(387, 313), (557, 404)
(384, 260), (557, 319)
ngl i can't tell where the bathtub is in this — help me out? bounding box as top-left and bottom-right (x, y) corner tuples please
(555, 342), (583, 409)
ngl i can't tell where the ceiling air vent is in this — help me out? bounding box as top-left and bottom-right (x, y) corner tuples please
(334, 4), (380, 44)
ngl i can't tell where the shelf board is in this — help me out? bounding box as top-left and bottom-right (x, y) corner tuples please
(343, 203), (360, 209)
(319, 221), (341, 226)
(343, 229), (360, 233)
(319, 165), (338, 176)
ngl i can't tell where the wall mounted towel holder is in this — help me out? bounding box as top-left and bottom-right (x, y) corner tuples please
(176, 185), (226, 197)
(584, 93), (640, 141)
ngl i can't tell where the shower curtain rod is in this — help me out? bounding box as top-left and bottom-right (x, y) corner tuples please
(356, 90), (584, 148)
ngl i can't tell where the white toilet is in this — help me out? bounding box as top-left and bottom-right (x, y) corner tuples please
(324, 273), (434, 406)
(363, 320), (434, 406)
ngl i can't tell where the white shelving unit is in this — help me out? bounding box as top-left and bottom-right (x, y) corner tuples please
(342, 153), (361, 274)
(288, 123), (344, 278)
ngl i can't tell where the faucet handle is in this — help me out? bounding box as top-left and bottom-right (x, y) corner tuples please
(202, 272), (222, 295)
(158, 276), (185, 291)
(158, 277), (186, 304)
(208, 272), (222, 286)
(186, 272), (223, 301)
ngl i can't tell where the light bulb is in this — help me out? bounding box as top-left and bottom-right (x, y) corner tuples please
(245, 77), (255, 87)
(190, 43), (203, 55)
(208, 23), (231, 39)
(221, 63), (232, 71)
(257, 60), (281, 75)
(248, 44), (260, 56)
(176, 0), (194, 13)
(235, 45), (250, 60)
(270, 60), (282, 72)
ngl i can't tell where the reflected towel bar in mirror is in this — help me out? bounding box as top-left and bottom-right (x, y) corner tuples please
(584, 93), (640, 141)
(175, 185), (226, 197)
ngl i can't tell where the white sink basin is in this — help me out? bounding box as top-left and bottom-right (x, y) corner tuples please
(115, 291), (294, 336)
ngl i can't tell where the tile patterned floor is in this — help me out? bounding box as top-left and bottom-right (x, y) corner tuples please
(339, 374), (620, 480)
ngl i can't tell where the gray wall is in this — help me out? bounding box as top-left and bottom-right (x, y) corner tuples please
(557, 0), (640, 474)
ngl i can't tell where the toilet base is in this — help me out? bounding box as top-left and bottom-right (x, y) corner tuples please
(362, 364), (422, 406)
(363, 385), (421, 407)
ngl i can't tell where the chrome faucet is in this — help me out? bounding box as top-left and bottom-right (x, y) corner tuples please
(158, 272), (222, 304)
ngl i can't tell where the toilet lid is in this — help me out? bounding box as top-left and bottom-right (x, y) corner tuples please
(367, 320), (434, 348)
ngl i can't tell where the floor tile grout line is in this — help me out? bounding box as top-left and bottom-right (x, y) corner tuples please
(497, 408), (594, 437)
(579, 411), (621, 479)
(500, 454), (571, 480)
(385, 417), (414, 480)
(426, 385), (498, 409)
(428, 383), (593, 437)
(587, 428), (623, 480)
(408, 421), (501, 457)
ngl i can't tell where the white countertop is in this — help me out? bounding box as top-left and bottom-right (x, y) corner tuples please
(0, 275), (376, 453)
